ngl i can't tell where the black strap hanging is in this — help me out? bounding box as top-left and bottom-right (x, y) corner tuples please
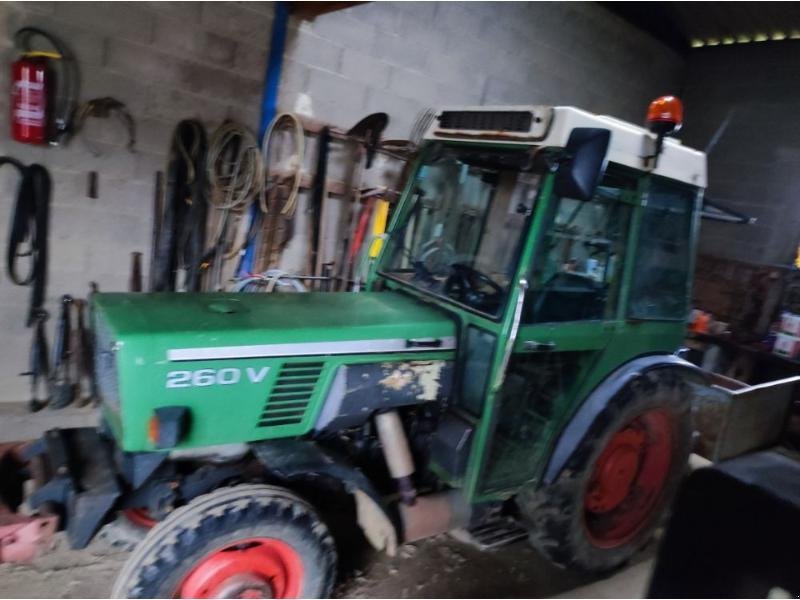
(151, 120), (208, 292)
(2, 157), (51, 325)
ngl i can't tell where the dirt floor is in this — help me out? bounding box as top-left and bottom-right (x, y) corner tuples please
(0, 530), (652, 599)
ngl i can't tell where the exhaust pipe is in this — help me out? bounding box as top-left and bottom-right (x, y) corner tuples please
(374, 410), (416, 505)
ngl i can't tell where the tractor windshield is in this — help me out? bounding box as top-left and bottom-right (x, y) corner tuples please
(380, 144), (540, 317)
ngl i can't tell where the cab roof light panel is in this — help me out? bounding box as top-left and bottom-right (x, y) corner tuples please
(692, 31), (800, 48)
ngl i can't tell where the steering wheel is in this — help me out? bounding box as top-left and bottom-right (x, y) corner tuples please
(444, 263), (504, 313)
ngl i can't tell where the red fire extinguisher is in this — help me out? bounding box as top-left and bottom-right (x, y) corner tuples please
(11, 51), (55, 144)
(10, 28), (77, 146)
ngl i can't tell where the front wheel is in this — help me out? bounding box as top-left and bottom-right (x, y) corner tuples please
(520, 369), (693, 572)
(112, 484), (337, 598)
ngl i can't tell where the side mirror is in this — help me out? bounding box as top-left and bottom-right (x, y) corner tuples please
(553, 127), (611, 201)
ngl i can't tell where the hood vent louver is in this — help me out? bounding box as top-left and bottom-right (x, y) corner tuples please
(258, 361), (324, 427)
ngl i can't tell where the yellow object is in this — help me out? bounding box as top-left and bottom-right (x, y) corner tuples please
(795, 244), (800, 269)
(369, 199), (390, 258)
(22, 51), (62, 59)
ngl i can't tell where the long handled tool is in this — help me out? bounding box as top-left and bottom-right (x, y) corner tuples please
(22, 309), (50, 412)
(49, 295), (75, 409)
(309, 126), (331, 283)
(333, 113), (388, 291)
(151, 121), (208, 292)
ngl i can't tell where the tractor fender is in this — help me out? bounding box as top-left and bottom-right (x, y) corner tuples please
(541, 354), (707, 486)
(250, 439), (398, 556)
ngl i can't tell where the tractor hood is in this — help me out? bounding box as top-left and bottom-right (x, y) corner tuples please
(93, 291), (456, 356)
(93, 291), (456, 452)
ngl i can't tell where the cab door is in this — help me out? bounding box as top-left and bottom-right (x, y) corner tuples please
(474, 165), (640, 498)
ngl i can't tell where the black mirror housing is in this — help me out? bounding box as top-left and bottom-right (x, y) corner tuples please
(553, 127), (611, 201)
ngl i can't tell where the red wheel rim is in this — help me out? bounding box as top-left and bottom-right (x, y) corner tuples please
(176, 537), (303, 599)
(583, 408), (673, 548)
(123, 508), (157, 529)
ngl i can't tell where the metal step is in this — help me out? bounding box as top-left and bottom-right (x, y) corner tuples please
(450, 517), (528, 550)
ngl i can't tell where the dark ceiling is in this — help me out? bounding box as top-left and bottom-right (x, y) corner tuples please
(601, 2), (800, 53)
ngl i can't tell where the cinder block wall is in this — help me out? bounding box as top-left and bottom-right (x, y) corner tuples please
(0, 1), (683, 404)
(681, 41), (800, 266)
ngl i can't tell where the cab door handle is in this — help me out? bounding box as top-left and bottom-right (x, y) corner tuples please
(406, 337), (443, 348)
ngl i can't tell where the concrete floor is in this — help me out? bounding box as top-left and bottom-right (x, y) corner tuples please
(0, 531), (652, 599)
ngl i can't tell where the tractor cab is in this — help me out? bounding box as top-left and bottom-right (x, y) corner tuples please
(369, 103), (706, 501)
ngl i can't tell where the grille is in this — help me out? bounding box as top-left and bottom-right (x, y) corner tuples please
(258, 362), (324, 427)
(439, 110), (533, 132)
(93, 314), (120, 408)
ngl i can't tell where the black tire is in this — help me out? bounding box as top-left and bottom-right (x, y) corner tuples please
(111, 484), (337, 599)
(520, 368), (693, 573)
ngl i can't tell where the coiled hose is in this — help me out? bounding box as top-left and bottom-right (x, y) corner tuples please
(260, 112), (304, 216)
(205, 121), (263, 290)
(2, 157), (51, 325)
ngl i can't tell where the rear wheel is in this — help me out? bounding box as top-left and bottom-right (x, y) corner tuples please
(521, 369), (693, 572)
(112, 484), (337, 598)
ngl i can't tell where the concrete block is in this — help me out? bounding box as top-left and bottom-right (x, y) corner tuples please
(432, 2), (488, 40)
(233, 41), (268, 77)
(135, 117), (174, 154)
(306, 67), (367, 113)
(53, 2), (154, 44)
(177, 61), (263, 106)
(345, 2), (401, 33)
(435, 82), (483, 107)
(339, 48), (391, 89)
(371, 32), (429, 71)
(285, 28), (344, 73)
(309, 13), (375, 54)
(141, 1), (203, 24)
(200, 1), (272, 47)
(482, 75), (539, 106)
(424, 52), (487, 96)
(105, 38), (181, 83)
(143, 85), (232, 125)
(388, 67), (439, 104)
(153, 14), (237, 68)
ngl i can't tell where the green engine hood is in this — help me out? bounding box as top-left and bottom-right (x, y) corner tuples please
(94, 290), (455, 347)
(92, 291), (457, 452)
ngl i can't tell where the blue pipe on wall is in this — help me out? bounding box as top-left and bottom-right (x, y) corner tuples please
(239, 1), (291, 277)
(259, 1), (291, 140)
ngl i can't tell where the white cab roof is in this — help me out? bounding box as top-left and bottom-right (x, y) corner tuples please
(424, 105), (707, 188)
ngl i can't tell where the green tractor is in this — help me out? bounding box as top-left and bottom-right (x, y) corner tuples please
(14, 99), (728, 597)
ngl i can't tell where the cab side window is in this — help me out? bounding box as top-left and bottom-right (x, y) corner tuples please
(524, 168), (635, 324)
(628, 178), (696, 320)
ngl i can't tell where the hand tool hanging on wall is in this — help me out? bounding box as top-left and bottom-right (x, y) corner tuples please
(11, 27), (79, 145)
(308, 126), (330, 282)
(2, 157), (51, 325)
(334, 113), (388, 291)
(129, 251), (143, 292)
(205, 121), (262, 291)
(151, 120), (208, 292)
(148, 171), (164, 291)
(22, 309), (50, 412)
(49, 294), (74, 409)
(71, 298), (93, 406)
(73, 97), (136, 155)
